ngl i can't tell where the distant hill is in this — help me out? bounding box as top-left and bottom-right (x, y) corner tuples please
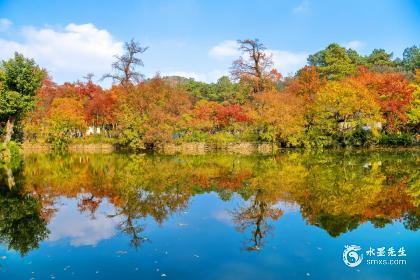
(161, 76), (195, 86)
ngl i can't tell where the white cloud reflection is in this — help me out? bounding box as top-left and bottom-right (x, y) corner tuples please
(48, 198), (122, 247)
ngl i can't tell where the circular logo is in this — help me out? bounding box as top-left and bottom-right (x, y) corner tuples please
(343, 245), (363, 267)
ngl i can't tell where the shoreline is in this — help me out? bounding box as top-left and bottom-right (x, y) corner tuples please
(21, 142), (420, 155)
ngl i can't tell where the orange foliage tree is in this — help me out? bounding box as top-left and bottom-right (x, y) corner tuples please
(284, 66), (326, 102)
(249, 91), (306, 145)
(45, 97), (87, 149)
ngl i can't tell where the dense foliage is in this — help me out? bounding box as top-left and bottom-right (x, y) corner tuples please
(2, 42), (419, 150)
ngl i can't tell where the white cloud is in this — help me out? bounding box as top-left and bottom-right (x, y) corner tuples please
(269, 49), (308, 76)
(209, 40), (240, 58)
(212, 210), (234, 225)
(273, 201), (300, 213)
(0, 23), (123, 84)
(0, 18), (12, 32)
(344, 40), (365, 50)
(293, 1), (309, 14)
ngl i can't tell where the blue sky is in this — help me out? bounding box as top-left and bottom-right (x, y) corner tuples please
(0, 0), (418, 85)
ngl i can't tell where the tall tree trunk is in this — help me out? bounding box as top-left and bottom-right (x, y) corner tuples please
(3, 115), (16, 145)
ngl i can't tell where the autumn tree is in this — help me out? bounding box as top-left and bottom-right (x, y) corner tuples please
(180, 100), (251, 144)
(0, 53), (45, 144)
(24, 77), (112, 142)
(284, 66), (325, 102)
(45, 98), (87, 150)
(85, 87), (118, 128)
(116, 77), (191, 150)
(231, 39), (278, 93)
(74, 76), (118, 128)
(308, 79), (383, 147)
(353, 68), (414, 132)
(22, 76), (55, 141)
(102, 39), (148, 87)
(249, 91), (306, 146)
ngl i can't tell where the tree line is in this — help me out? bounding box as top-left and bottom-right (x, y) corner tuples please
(0, 39), (419, 150)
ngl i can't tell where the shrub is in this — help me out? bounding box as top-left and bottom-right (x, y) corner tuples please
(378, 133), (414, 146)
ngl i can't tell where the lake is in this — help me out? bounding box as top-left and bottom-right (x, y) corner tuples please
(0, 150), (419, 279)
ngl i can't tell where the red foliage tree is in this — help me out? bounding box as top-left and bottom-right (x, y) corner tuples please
(214, 104), (251, 127)
(353, 68), (414, 132)
(190, 101), (251, 132)
(85, 87), (118, 127)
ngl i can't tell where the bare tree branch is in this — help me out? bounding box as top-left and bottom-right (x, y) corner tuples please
(102, 39), (148, 87)
(230, 39), (275, 93)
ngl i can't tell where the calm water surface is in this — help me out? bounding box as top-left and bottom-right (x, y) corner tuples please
(0, 151), (419, 279)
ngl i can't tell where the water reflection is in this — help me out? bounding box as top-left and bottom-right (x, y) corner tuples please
(48, 199), (121, 246)
(232, 190), (283, 251)
(0, 151), (418, 256)
(0, 156), (49, 256)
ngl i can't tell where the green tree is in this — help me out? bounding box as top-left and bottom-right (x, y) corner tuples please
(182, 79), (217, 101)
(347, 49), (367, 66)
(308, 43), (355, 80)
(0, 53), (45, 144)
(367, 49), (395, 67)
(0, 189), (49, 255)
(407, 70), (420, 131)
(182, 76), (250, 103)
(214, 76), (235, 101)
(402, 45), (420, 72)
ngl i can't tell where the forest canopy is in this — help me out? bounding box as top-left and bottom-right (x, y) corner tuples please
(1, 40), (419, 150)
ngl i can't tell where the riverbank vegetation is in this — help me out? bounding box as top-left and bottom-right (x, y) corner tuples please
(1, 40), (419, 151)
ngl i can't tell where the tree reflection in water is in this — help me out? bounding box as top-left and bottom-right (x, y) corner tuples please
(232, 189), (283, 251)
(0, 152), (50, 256)
(0, 150), (418, 254)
